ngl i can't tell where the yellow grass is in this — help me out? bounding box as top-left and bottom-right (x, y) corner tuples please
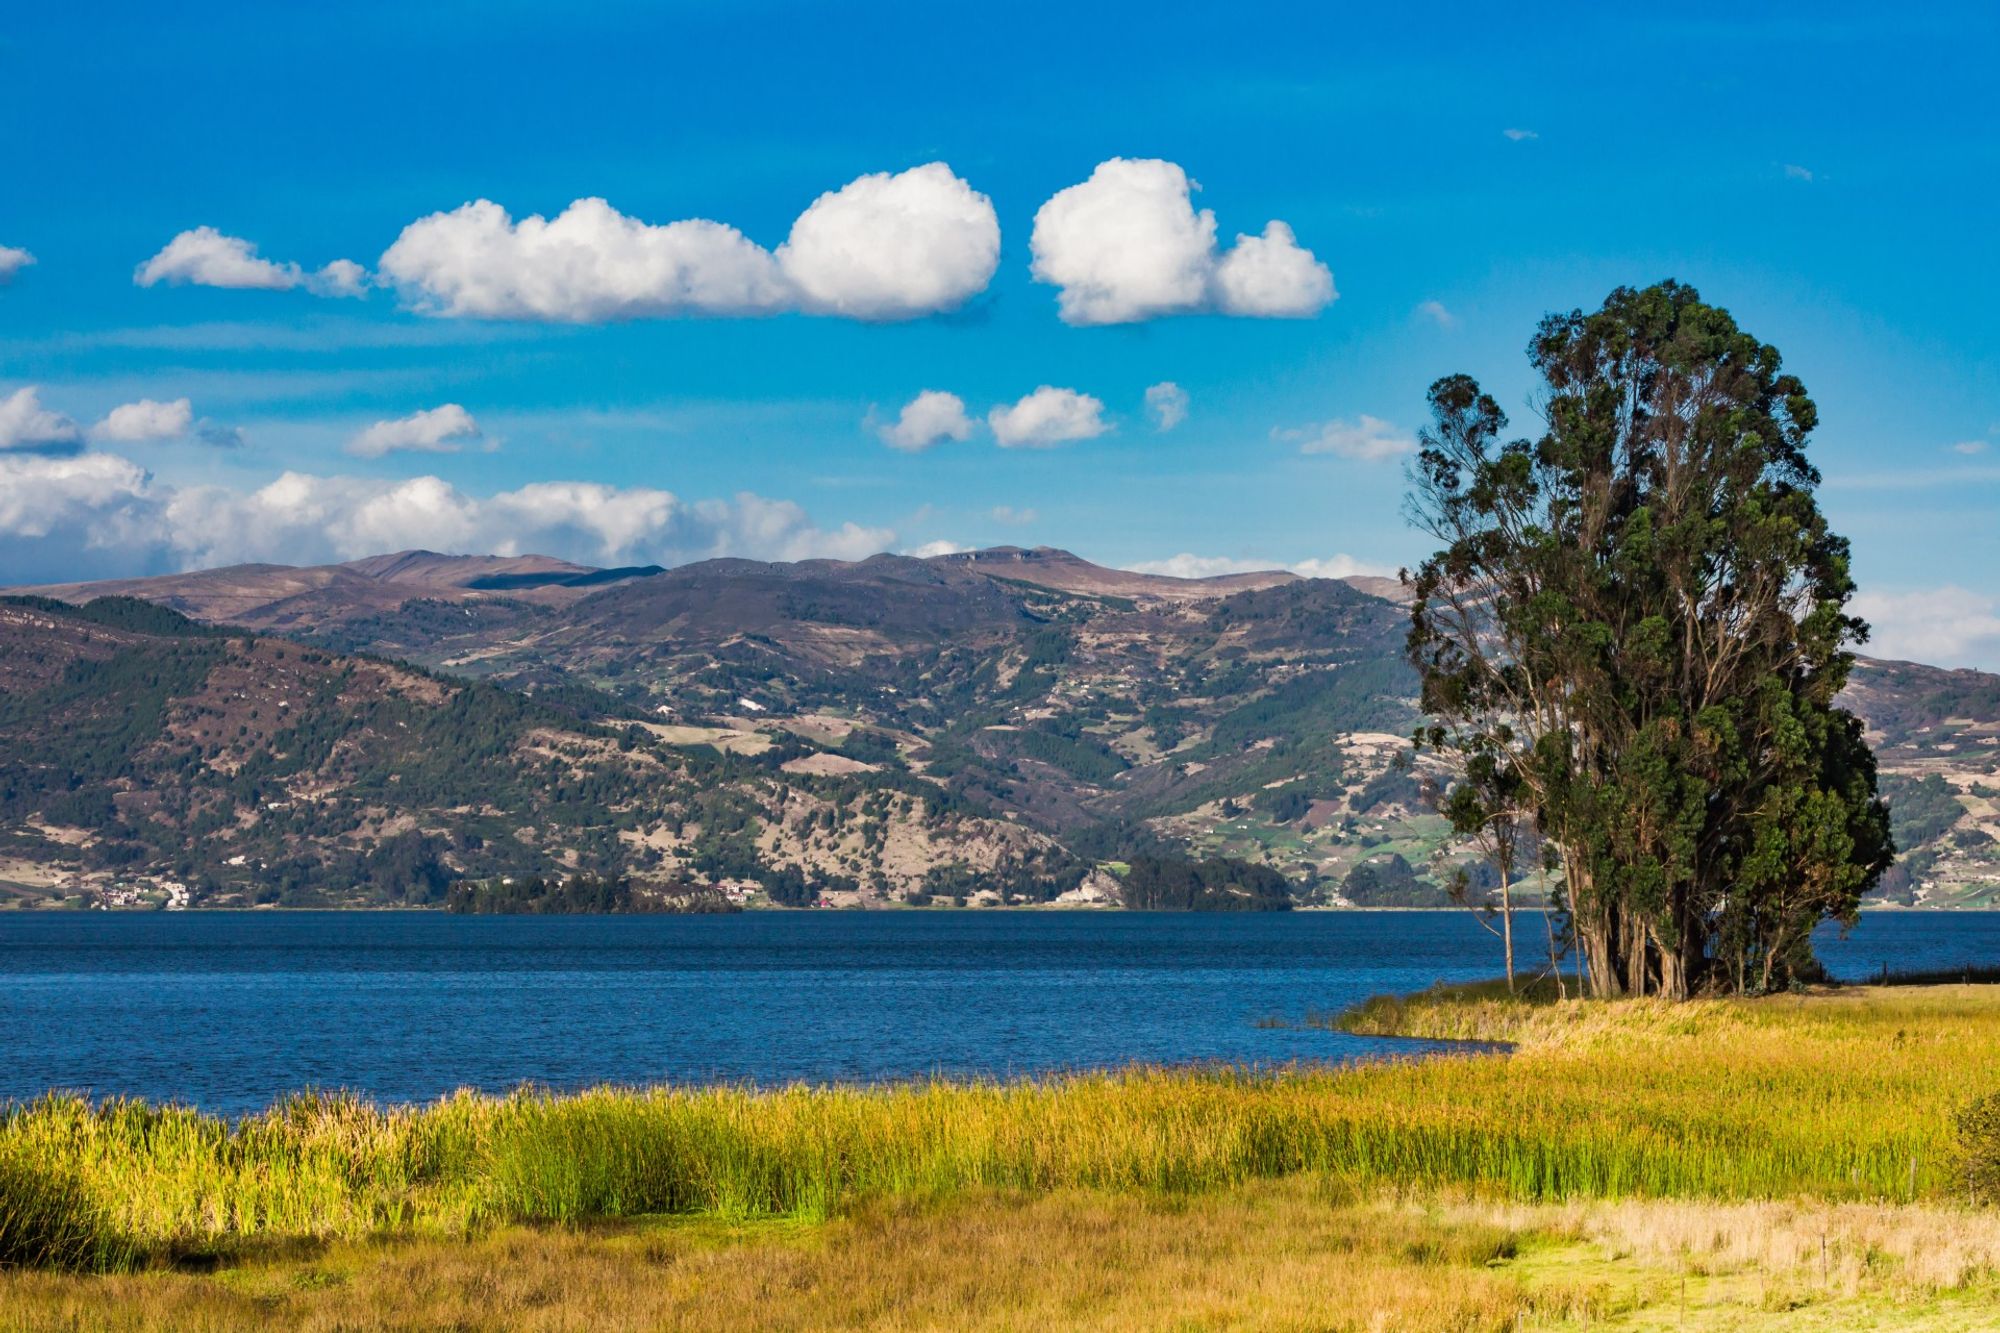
(6, 985), (2000, 1327)
(4, 1183), (1998, 1330)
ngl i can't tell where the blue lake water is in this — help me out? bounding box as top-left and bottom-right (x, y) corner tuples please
(2, 909), (1997, 1116)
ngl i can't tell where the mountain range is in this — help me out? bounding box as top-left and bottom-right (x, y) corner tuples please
(4, 547), (1996, 910)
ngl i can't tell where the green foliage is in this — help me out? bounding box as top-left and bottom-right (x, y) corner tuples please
(836, 728), (903, 767)
(1351, 765), (1422, 815)
(0, 640), (224, 814)
(992, 723), (1129, 785)
(1341, 854), (1445, 907)
(1954, 1091), (2000, 1204)
(918, 854), (1086, 904)
(1121, 854), (1292, 910)
(1202, 660), (1416, 756)
(1254, 786), (1313, 823)
(1142, 703), (1186, 751)
(447, 875), (736, 914)
(6, 595), (223, 639)
(1882, 773), (1965, 850)
(1407, 281), (1892, 997)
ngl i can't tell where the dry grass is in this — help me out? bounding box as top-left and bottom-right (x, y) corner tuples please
(0, 1183), (1596, 1332)
(4, 1183), (1997, 1331)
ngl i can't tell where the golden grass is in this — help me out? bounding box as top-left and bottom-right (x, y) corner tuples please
(4, 1183), (1997, 1331)
(0, 1183), (1599, 1332)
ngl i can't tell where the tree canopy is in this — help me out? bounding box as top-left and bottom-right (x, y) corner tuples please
(1406, 281), (1893, 997)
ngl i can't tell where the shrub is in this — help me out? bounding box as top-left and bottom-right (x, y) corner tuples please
(1954, 1091), (2000, 1204)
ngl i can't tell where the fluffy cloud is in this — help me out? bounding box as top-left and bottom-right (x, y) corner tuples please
(1145, 381), (1188, 432)
(1126, 552), (1395, 581)
(907, 539), (971, 558)
(987, 386), (1108, 448)
(348, 404), (482, 458)
(0, 386), (83, 454)
(0, 246), (34, 284)
(378, 163), (998, 323)
(1282, 414), (1416, 462)
(92, 398), (193, 443)
(1211, 221), (1334, 318)
(377, 200), (786, 321)
(1029, 158), (1334, 325)
(877, 390), (974, 452)
(1503, 128), (1539, 142)
(0, 452), (894, 585)
(776, 163), (1000, 319)
(1850, 586), (2000, 670)
(0, 453), (154, 555)
(313, 259), (370, 298)
(134, 227), (366, 297)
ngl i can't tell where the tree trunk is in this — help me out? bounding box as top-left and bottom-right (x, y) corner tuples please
(1499, 865), (1516, 993)
(1580, 910), (1621, 998)
(1654, 925), (1688, 1000)
(1619, 910), (1649, 998)
(1544, 902), (1567, 1000)
(1568, 862), (1623, 998)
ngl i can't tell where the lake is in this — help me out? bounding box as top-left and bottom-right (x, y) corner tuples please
(2, 909), (1996, 1116)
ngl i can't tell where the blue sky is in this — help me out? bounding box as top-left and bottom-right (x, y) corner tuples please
(2, 1), (1997, 664)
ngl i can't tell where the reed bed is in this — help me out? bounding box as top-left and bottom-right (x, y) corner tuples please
(4, 984), (1997, 1270)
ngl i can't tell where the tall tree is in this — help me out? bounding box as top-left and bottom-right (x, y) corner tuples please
(1406, 282), (1893, 998)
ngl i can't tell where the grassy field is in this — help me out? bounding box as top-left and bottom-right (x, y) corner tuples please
(3, 985), (1998, 1328)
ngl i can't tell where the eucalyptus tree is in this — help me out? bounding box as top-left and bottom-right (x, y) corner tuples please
(1405, 282), (1893, 998)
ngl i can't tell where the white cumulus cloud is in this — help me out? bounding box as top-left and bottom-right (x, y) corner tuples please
(1211, 221), (1333, 318)
(1029, 158), (1334, 325)
(988, 386), (1108, 448)
(1145, 381), (1188, 432)
(92, 398), (193, 443)
(877, 390), (974, 452)
(0, 386), (83, 454)
(1851, 586), (2000, 670)
(378, 163), (998, 323)
(377, 199), (787, 322)
(1126, 552), (1396, 581)
(348, 404), (483, 458)
(776, 163), (999, 319)
(1282, 414), (1416, 462)
(0, 452), (895, 585)
(134, 226), (366, 297)
(0, 246), (34, 284)
(907, 539), (971, 558)
(312, 258), (371, 298)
